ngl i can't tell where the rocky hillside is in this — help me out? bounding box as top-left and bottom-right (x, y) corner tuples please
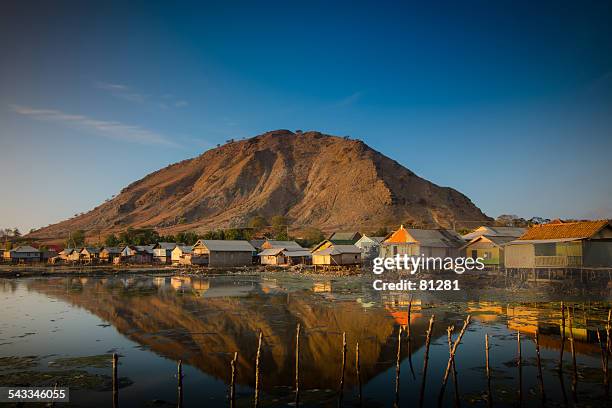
(29, 130), (491, 240)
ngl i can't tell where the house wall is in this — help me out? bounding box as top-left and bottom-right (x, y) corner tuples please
(260, 255), (282, 265)
(209, 251), (252, 267)
(338, 253), (361, 265)
(583, 241), (612, 267)
(504, 244), (535, 268)
(312, 254), (330, 265)
(466, 245), (501, 265)
(380, 243), (419, 258)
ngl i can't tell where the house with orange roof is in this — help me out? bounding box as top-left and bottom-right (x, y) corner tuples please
(504, 220), (612, 268)
(379, 225), (464, 258)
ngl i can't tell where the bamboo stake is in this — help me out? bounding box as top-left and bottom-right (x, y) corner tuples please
(295, 323), (300, 407)
(338, 332), (347, 408)
(356, 342), (362, 407)
(568, 307), (577, 402)
(407, 296), (415, 379)
(597, 330), (608, 398)
(559, 302), (565, 372)
(395, 326), (403, 407)
(112, 353), (118, 408)
(438, 316), (471, 405)
(517, 331), (522, 406)
(418, 315), (435, 408)
(535, 330), (546, 404)
(607, 309), (611, 390)
(230, 352), (237, 408)
(254, 331), (263, 408)
(485, 334), (492, 408)
(177, 360), (183, 408)
(447, 326), (460, 407)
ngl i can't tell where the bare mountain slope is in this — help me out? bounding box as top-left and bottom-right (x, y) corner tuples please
(29, 130), (491, 239)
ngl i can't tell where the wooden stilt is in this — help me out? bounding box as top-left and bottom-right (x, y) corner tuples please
(418, 315), (435, 408)
(559, 302), (566, 372)
(254, 331), (263, 408)
(230, 352), (237, 408)
(569, 307), (577, 402)
(517, 331), (522, 407)
(535, 330), (546, 404)
(447, 326), (460, 407)
(485, 333), (492, 408)
(407, 296), (415, 379)
(439, 315), (471, 405)
(395, 326), (402, 407)
(338, 332), (347, 408)
(356, 342), (362, 407)
(295, 323), (300, 407)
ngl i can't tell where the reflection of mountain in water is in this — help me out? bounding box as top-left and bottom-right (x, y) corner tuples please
(27, 276), (445, 391)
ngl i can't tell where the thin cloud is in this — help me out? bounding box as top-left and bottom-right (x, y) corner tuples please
(95, 81), (189, 108)
(335, 91), (363, 107)
(11, 105), (178, 147)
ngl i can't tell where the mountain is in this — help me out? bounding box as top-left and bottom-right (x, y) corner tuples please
(29, 130), (491, 240)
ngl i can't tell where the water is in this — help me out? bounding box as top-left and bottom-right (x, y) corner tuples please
(0, 273), (611, 407)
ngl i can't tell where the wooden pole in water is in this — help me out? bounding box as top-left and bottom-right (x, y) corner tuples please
(356, 342), (362, 407)
(112, 353), (118, 408)
(447, 326), (460, 407)
(439, 315), (471, 404)
(295, 323), (300, 407)
(418, 315), (435, 408)
(394, 326), (403, 407)
(535, 330), (546, 404)
(230, 352), (238, 408)
(177, 360), (183, 408)
(485, 333), (492, 408)
(597, 330), (608, 397)
(517, 331), (522, 407)
(254, 331), (263, 408)
(407, 296), (415, 379)
(338, 332), (347, 408)
(559, 301), (566, 372)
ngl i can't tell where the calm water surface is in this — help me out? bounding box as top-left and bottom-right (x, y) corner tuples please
(1, 273), (611, 407)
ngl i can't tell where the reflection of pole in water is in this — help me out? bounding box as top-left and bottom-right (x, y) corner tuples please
(535, 330), (546, 404)
(254, 331), (263, 408)
(407, 296), (415, 379)
(338, 332), (347, 408)
(295, 323), (300, 407)
(485, 333), (492, 408)
(230, 352), (237, 408)
(569, 307), (578, 402)
(559, 302), (565, 372)
(356, 341), (362, 407)
(394, 326), (402, 407)
(177, 360), (183, 408)
(418, 315), (435, 408)
(112, 353), (118, 408)
(517, 332), (522, 407)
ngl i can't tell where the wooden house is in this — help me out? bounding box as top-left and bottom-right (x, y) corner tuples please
(379, 225), (464, 258)
(462, 226), (526, 241)
(118, 245), (153, 264)
(504, 220), (612, 269)
(327, 231), (363, 245)
(67, 248), (83, 262)
(261, 240), (303, 250)
(80, 247), (100, 263)
(153, 242), (183, 264)
(461, 235), (516, 267)
(4, 245), (40, 263)
(354, 235), (386, 260)
(258, 247), (311, 265)
(100, 247), (122, 263)
(171, 245), (193, 265)
(192, 240), (255, 267)
(312, 244), (362, 266)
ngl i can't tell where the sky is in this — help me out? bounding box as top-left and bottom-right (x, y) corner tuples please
(1, 1), (611, 233)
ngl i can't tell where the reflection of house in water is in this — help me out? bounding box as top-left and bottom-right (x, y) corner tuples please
(191, 279), (210, 296)
(383, 297), (423, 327)
(466, 301), (504, 323)
(312, 281), (333, 293)
(171, 276), (192, 291)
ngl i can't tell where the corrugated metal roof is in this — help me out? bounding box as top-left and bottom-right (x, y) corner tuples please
(385, 226), (463, 248)
(506, 238), (581, 245)
(258, 248), (284, 256)
(154, 242), (183, 250)
(196, 240), (255, 252)
(314, 244), (361, 255)
(264, 240), (303, 249)
(101, 247), (122, 254)
(12, 245), (40, 253)
(328, 232), (362, 242)
(518, 220), (610, 241)
(284, 250), (312, 257)
(462, 226), (526, 240)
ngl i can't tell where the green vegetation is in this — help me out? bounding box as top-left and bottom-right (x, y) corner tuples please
(118, 227), (160, 245)
(105, 233), (120, 247)
(65, 229), (85, 248)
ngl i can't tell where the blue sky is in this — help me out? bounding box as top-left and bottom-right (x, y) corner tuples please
(1, 1), (611, 232)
